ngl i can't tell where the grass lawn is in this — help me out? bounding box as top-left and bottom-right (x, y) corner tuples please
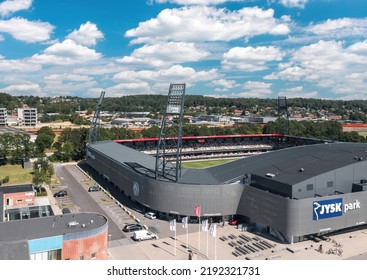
(358, 132), (367, 137)
(182, 158), (236, 169)
(0, 164), (33, 186)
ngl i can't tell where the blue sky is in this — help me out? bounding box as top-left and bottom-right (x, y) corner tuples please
(0, 0), (367, 100)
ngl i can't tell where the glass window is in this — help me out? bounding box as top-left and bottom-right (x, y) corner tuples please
(327, 181), (333, 188)
(306, 184), (313, 191)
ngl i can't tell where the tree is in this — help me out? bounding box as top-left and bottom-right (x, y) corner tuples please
(32, 158), (54, 186)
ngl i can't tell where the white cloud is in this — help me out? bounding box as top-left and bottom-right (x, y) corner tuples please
(117, 42), (210, 67)
(1, 83), (41, 95)
(212, 78), (238, 91)
(235, 81), (272, 97)
(44, 73), (93, 82)
(30, 39), (102, 65)
(125, 6), (290, 44)
(66, 21), (104, 46)
(277, 0), (308, 8)
(279, 86), (318, 98)
(150, 0), (240, 5)
(0, 0), (32, 17)
(307, 18), (367, 39)
(222, 46), (284, 71)
(0, 57), (41, 72)
(268, 40), (367, 98)
(0, 17), (54, 43)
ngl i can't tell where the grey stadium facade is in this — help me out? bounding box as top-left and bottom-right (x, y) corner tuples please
(86, 135), (367, 244)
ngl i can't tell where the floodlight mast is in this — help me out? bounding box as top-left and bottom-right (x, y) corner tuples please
(155, 84), (186, 182)
(89, 91), (105, 144)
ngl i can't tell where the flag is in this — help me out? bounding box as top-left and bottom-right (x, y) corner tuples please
(182, 216), (188, 229)
(169, 219), (176, 231)
(210, 223), (217, 237)
(201, 219), (209, 232)
(194, 205), (201, 217)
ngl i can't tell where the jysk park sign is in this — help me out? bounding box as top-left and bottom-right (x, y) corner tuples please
(313, 198), (361, 221)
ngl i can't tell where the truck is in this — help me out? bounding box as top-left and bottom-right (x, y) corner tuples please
(133, 230), (158, 241)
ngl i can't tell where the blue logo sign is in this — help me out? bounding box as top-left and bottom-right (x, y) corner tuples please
(313, 198), (343, 220)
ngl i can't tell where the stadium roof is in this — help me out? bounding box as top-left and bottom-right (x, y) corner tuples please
(0, 212), (107, 243)
(89, 141), (367, 186)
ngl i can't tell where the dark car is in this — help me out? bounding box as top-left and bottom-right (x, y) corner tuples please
(62, 208), (71, 214)
(88, 186), (100, 192)
(123, 224), (144, 233)
(53, 190), (67, 197)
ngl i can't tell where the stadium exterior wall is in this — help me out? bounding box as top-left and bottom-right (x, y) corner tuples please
(86, 146), (244, 217)
(86, 145), (367, 243)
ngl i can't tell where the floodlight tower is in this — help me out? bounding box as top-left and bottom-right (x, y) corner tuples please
(155, 84), (186, 182)
(89, 91), (105, 144)
(277, 96), (290, 135)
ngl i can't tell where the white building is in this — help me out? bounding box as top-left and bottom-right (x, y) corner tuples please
(0, 108), (7, 126)
(17, 108), (37, 126)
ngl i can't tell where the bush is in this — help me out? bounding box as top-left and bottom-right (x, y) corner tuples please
(3, 176), (9, 183)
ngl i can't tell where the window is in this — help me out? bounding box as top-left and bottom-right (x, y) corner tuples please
(91, 252), (96, 259)
(306, 184), (314, 191)
(17, 199), (23, 203)
(79, 256), (84, 260)
(327, 181), (334, 188)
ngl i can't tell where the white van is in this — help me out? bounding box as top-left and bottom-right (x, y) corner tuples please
(133, 230), (158, 241)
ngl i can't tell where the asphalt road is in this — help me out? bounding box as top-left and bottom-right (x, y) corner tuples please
(54, 164), (125, 241)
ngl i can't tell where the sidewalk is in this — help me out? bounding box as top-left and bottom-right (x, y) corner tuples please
(108, 225), (367, 260)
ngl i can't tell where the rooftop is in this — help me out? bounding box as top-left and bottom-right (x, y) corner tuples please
(0, 212), (108, 242)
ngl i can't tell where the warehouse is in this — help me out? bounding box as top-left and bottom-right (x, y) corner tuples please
(86, 137), (367, 243)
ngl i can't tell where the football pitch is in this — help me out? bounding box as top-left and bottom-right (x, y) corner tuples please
(181, 158), (236, 169)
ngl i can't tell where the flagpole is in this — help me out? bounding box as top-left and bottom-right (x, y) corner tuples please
(186, 222), (188, 253)
(198, 215), (201, 251)
(215, 225), (217, 260)
(174, 226), (177, 256)
(206, 227), (208, 257)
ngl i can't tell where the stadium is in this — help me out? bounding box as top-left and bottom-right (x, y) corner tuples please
(86, 133), (367, 244)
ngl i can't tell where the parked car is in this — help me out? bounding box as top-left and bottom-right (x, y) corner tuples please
(123, 224), (144, 233)
(53, 190), (67, 197)
(88, 186), (100, 192)
(62, 208), (71, 214)
(229, 219), (239, 226)
(144, 212), (156, 220)
(133, 230), (158, 241)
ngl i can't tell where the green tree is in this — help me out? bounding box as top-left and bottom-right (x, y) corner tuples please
(32, 158), (54, 186)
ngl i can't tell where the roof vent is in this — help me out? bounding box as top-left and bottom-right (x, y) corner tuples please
(359, 157), (363, 161)
(354, 156), (358, 160)
(298, 168), (304, 172)
(265, 173), (276, 178)
(82, 224), (86, 228)
(90, 220), (94, 224)
(68, 221), (79, 227)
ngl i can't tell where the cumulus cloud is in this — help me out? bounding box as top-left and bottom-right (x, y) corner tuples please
(30, 39), (102, 65)
(267, 40), (367, 98)
(237, 81), (272, 97)
(307, 18), (367, 39)
(66, 21), (104, 46)
(117, 42), (210, 67)
(222, 46), (284, 71)
(0, 57), (41, 72)
(279, 86), (317, 98)
(212, 78), (238, 91)
(277, 0), (308, 8)
(0, 17), (54, 43)
(114, 64), (219, 83)
(0, 0), (33, 17)
(44, 73), (94, 82)
(125, 6), (290, 44)
(1, 83), (41, 95)
(149, 0), (240, 5)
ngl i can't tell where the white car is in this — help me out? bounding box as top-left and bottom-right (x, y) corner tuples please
(133, 230), (158, 241)
(144, 212), (156, 219)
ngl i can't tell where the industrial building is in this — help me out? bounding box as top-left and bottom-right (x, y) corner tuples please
(0, 212), (108, 260)
(86, 135), (367, 243)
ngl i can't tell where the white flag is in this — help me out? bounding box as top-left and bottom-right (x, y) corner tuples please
(182, 216), (188, 229)
(201, 219), (208, 232)
(169, 219), (176, 231)
(210, 223), (217, 237)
